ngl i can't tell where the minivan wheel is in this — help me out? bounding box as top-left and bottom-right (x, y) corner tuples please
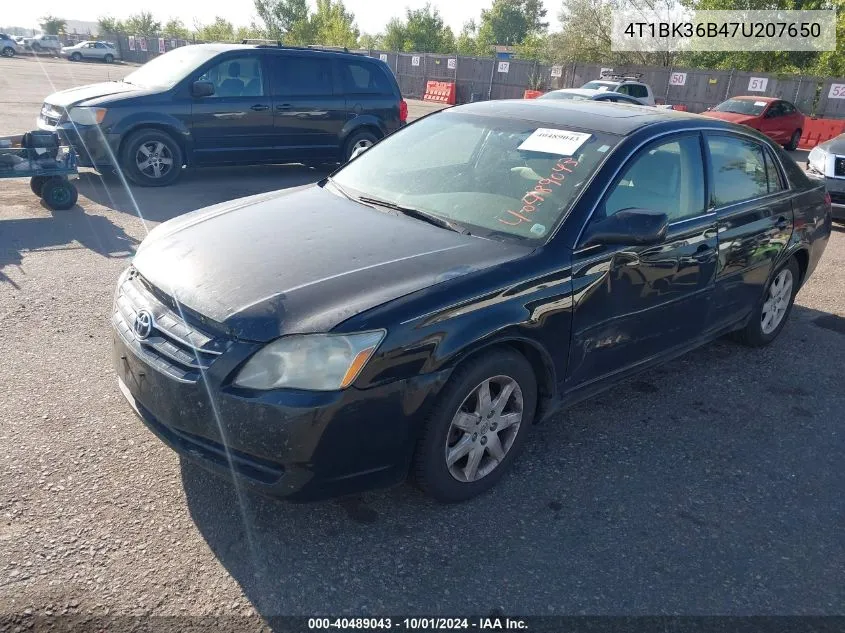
(785, 129), (801, 151)
(70, 52), (82, 62)
(120, 129), (183, 187)
(344, 130), (379, 162)
(734, 257), (800, 347)
(413, 349), (537, 503)
(103, 53), (114, 64)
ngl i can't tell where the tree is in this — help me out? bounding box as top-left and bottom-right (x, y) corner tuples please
(456, 20), (480, 55)
(98, 16), (126, 35)
(358, 32), (382, 49)
(39, 16), (67, 35)
(236, 23), (267, 42)
(403, 4), (454, 53)
(477, 0), (549, 49)
(382, 17), (406, 51)
(124, 11), (162, 37)
(162, 18), (190, 39)
(309, 0), (359, 48)
(254, 0), (309, 40)
(196, 17), (235, 42)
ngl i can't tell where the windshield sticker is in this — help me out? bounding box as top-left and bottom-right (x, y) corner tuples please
(530, 224), (547, 236)
(597, 144), (610, 153)
(754, 101), (767, 106)
(498, 158), (580, 228)
(518, 129), (592, 156)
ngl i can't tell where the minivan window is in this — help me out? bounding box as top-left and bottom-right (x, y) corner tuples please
(124, 46), (221, 89)
(331, 112), (619, 241)
(707, 135), (769, 206)
(198, 55), (264, 97)
(339, 60), (392, 94)
(270, 56), (333, 97)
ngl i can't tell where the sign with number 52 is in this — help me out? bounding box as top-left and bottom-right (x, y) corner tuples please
(829, 84), (845, 99)
(748, 77), (768, 92)
(669, 72), (687, 86)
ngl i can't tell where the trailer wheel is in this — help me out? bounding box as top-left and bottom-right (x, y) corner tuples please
(41, 177), (78, 210)
(30, 176), (49, 196)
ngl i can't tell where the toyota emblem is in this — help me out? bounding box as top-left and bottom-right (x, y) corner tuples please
(133, 310), (154, 340)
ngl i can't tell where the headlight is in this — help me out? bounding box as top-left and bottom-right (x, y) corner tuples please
(808, 147), (829, 176)
(233, 331), (386, 391)
(67, 107), (107, 125)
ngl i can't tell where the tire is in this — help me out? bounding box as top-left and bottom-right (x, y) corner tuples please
(103, 53), (114, 64)
(41, 177), (78, 211)
(344, 129), (379, 162)
(1, 46), (15, 58)
(785, 129), (801, 151)
(120, 128), (183, 187)
(413, 349), (537, 503)
(733, 257), (801, 347)
(70, 52), (82, 62)
(30, 176), (49, 196)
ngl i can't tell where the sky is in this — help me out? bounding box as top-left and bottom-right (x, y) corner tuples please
(3, 0), (555, 35)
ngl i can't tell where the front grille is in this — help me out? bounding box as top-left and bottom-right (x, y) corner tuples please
(834, 157), (845, 178)
(113, 272), (226, 383)
(828, 191), (845, 205)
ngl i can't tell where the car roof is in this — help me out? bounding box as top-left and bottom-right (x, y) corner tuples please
(730, 96), (778, 102)
(548, 88), (601, 97)
(448, 99), (709, 136)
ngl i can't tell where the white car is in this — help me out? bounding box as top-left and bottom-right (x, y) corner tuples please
(580, 74), (656, 106)
(23, 34), (62, 53)
(0, 33), (21, 57)
(61, 40), (120, 63)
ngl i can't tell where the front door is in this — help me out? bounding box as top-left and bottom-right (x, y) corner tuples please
(705, 133), (793, 331)
(267, 54), (346, 161)
(190, 53), (276, 165)
(566, 133), (718, 389)
(759, 101), (790, 144)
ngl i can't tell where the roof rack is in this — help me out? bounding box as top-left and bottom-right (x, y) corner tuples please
(307, 44), (349, 52)
(242, 39), (282, 46)
(600, 71), (645, 81)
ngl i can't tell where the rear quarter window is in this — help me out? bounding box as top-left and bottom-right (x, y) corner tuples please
(339, 60), (394, 95)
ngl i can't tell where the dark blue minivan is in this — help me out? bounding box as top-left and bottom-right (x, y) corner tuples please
(37, 44), (407, 186)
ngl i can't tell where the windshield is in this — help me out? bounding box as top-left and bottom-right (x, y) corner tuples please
(581, 81), (617, 92)
(538, 91), (591, 101)
(124, 46), (219, 89)
(331, 112), (619, 242)
(713, 98), (767, 115)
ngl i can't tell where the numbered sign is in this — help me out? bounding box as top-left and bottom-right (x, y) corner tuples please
(748, 77), (768, 92)
(447, 58), (456, 70)
(600, 67), (613, 77)
(128, 35), (135, 51)
(550, 65), (563, 78)
(498, 61), (510, 73)
(139, 37), (147, 52)
(669, 72), (687, 86)
(379, 53), (387, 62)
(828, 84), (845, 99)
(158, 38), (165, 54)
(170, 39), (177, 48)
(411, 55), (420, 67)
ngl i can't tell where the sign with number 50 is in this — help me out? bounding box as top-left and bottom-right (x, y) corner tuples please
(829, 84), (845, 99)
(669, 72), (687, 86)
(748, 77), (768, 92)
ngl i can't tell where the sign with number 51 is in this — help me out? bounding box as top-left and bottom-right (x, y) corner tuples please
(748, 77), (768, 92)
(829, 84), (845, 99)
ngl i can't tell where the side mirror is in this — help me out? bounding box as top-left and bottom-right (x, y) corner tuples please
(191, 81), (215, 98)
(349, 145), (370, 161)
(582, 208), (669, 247)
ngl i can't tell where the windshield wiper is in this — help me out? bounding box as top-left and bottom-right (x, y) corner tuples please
(356, 195), (470, 235)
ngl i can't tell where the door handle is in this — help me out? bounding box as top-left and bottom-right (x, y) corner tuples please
(250, 104), (270, 111)
(275, 104), (292, 111)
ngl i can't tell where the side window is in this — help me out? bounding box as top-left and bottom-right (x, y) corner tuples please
(764, 149), (785, 193)
(628, 84), (648, 99)
(340, 60), (392, 94)
(766, 102), (785, 118)
(706, 135), (769, 206)
(270, 56), (333, 97)
(603, 135), (705, 222)
(198, 55), (264, 98)
(782, 102), (795, 114)
(615, 84), (631, 96)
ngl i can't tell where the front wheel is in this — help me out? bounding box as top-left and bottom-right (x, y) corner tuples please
(120, 129), (183, 187)
(70, 52), (82, 62)
(41, 177), (78, 210)
(30, 176), (49, 196)
(785, 129), (801, 151)
(1, 46), (15, 58)
(734, 257), (800, 347)
(413, 349), (537, 502)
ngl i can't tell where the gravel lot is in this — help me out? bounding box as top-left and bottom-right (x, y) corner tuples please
(1, 55), (844, 624)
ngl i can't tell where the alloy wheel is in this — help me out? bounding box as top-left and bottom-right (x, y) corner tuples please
(135, 141), (174, 179)
(761, 268), (793, 334)
(444, 375), (524, 483)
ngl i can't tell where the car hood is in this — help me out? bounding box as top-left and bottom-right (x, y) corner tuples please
(132, 185), (532, 342)
(815, 133), (845, 154)
(44, 81), (140, 108)
(701, 110), (758, 125)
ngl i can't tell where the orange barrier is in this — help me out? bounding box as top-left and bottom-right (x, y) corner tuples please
(423, 81), (456, 105)
(523, 90), (543, 99)
(672, 104), (688, 111)
(799, 118), (845, 150)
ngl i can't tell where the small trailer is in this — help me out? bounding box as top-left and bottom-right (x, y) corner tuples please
(0, 131), (79, 210)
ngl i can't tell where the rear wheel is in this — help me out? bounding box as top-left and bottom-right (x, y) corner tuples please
(30, 176), (49, 196)
(1, 46), (15, 58)
(70, 52), (82, 62)
(344, 129), (379, 162)
(413, 349), (537, 502)
(103, 53), (114, 64)
(785, 129), (801, 151)
(733, 257), (800, 347)
(40, 177), (78, 211)
(120, 128), (183, 187)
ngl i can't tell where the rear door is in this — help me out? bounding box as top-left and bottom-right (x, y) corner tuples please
(706, 133), (793, 331)
(336, 57), (401, 135)
(189, 53), (276, 165)
(266, 53), (345, 161)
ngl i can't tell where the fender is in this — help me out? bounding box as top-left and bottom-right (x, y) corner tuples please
(109, 112), (194, 162)
(339, 115), (387, 143)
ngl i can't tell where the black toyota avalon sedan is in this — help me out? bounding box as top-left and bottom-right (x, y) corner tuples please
(113, 100), (832, 503)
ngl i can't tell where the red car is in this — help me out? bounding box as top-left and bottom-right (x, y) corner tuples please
(702, 96), (804, 150)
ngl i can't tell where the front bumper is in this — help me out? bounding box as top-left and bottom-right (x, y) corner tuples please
(111, 278), (450, 500)
(36, 118), (120, 169)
